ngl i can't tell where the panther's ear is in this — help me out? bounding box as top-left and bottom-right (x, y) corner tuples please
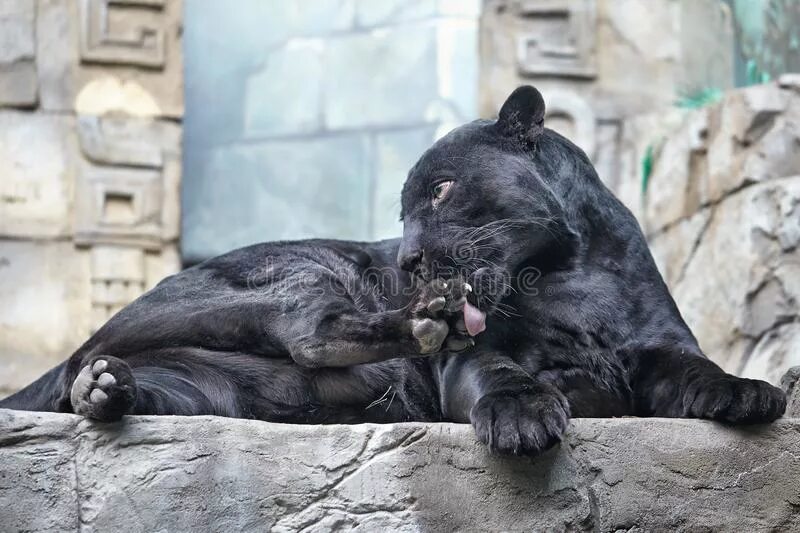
(496, 85), (545, 144)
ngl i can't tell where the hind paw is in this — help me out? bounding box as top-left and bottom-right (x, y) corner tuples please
(70, 356), (136, 421)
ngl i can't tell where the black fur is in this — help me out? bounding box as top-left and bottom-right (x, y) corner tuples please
(2, 86), (785, 456)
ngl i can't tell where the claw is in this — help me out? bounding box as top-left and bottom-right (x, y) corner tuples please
(427, 296), (446, 313)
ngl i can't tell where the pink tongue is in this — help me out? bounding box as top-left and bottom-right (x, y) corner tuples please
(463, 300), (487, 337)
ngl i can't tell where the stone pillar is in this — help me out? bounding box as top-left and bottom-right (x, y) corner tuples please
(479, 0), (734, 188)
(0, 0), (183, 396)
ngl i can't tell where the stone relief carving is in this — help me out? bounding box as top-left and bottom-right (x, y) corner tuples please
(75, 165), (164, 250)
(79, 0), (167, 68)
(514, 0), (596, 79)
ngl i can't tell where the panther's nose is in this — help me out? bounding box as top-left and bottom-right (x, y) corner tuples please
(398, 248), (423, 273)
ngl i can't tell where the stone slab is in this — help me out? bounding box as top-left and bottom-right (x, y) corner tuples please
(0, 111), (77, 238)
(0, 410), (798, 531)
(0, 0), (37, 107)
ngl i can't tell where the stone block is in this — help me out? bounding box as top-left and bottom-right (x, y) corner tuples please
(74, 164), (165, 250)
(0, 411), (798, 531)
(0, 111), (77, 238)
(182, 134), (371, 262)
(37, 0), (183, 118)
(323, 18), (478, 130)
(77, 115), (181, 168)
(244, 40), (324, 136)
(324, 24), (438, 129)
(372, 127), (437, 239)
(0, 241), (92, 396)
(0, 0), (37, 107)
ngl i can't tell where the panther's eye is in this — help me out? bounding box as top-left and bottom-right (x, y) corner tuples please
(431, 180), (453, 207)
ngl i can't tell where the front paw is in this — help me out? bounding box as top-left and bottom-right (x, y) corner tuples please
(409, 279), (473, 354)
(470, 389), (571, 456)
(686, 375), (786, 424)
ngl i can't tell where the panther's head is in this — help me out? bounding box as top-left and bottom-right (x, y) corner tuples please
(398, 86), (582, 334)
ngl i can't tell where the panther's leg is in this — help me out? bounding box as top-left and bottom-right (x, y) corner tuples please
(66, 349), (315, 422)
(435, 350), (570, 456)
(629, 345), (786, 423)
(69, 355), (219, 421)
(285, 279), (473, 368)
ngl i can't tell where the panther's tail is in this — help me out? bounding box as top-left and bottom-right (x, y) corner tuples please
(0, 362), (68, 413)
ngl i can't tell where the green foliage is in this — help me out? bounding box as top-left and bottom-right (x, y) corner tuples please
(641, 144), (654, 196)
(675, 88), (724, 109)
(745, 59), (772, 85)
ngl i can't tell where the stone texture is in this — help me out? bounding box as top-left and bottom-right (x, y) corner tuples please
(0, 0), (37, 107)
(480, 0), (733, 188)
(0, 0), (184, 394)
(783, 366), (800, 417)
(0, 111), (78, 238)
(0, 241), (92, 396)
(37, 0), (183, 117)
(613, 83), (800, 381)
(0, 409), (798, 532)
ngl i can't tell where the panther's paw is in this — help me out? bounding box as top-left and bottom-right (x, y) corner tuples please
(470, 389), (570, 456)
(686, 375), (786, 424)
(410, 278), (473, 354)
(70, 356), (137, 422)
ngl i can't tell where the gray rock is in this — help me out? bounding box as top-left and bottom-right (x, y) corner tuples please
(782, 366), (800, 417)
(1, 409), (798, 532)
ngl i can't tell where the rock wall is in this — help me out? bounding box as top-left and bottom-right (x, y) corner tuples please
(614, 80), (800, 384)
(0, 0), (183, 396)
(1, 409), (798, 532)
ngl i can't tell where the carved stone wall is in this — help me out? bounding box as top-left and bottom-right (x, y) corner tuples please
(480, 0), (735, 188)
(0, 0), (183, 396)
(613, 80), (800, 385)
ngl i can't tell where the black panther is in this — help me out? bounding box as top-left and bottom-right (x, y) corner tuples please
(1, 86), (785, 455)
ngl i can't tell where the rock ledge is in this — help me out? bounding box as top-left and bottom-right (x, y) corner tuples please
(1, 409), (798, 532)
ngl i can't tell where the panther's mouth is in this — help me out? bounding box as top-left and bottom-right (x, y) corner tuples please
(462, 283), (487, 336)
